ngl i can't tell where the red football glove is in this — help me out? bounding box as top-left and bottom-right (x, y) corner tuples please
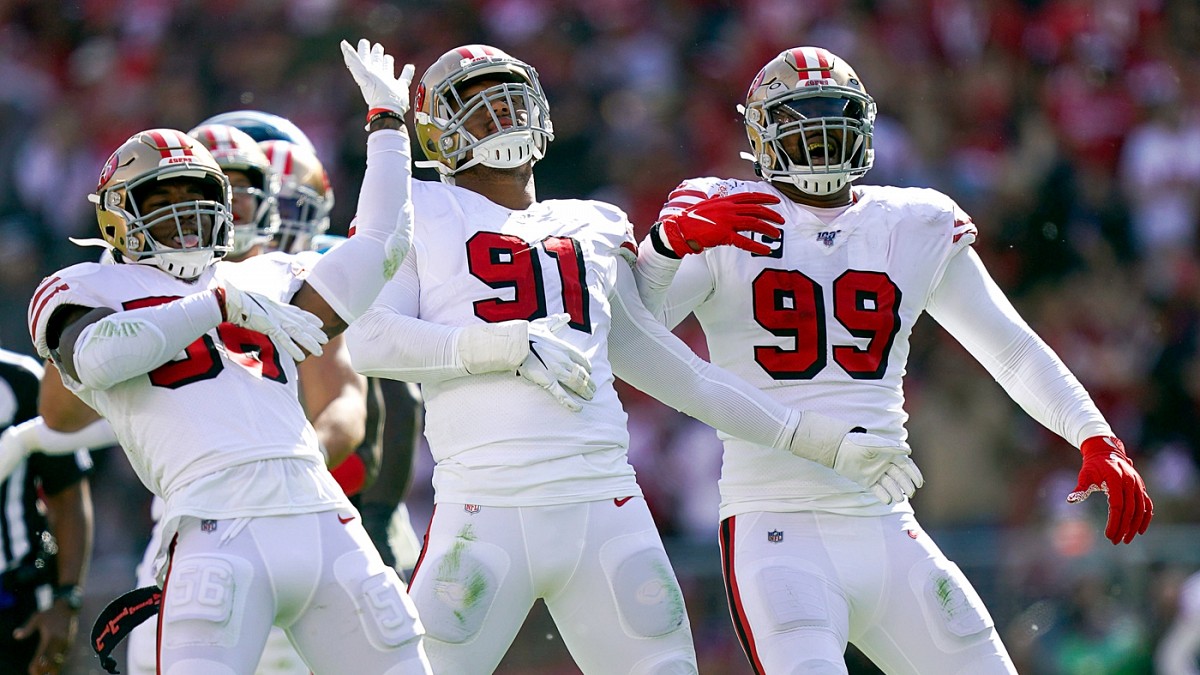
(656, 192), (784, 257)
(1067, 436), (1153, 545)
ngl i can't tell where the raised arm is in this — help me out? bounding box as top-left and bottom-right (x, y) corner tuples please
(292, 39), (416, 335)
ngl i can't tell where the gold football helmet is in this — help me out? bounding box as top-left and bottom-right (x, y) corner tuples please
(414, 44), (553, 179)
(260, 140), (333, 254)
(742, 47), (876, 195)
(89, 129), (232, 280)
(188, 123), (280, 255)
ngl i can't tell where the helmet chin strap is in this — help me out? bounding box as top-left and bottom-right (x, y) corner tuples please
(149, 248), (216, 281)
(787, 172), (850, 196)
(457, 130), (542, 173)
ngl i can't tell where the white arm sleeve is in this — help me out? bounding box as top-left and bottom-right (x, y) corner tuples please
(74, 290), (223, 390)
(926, 247), (1112, 447)
(634, 234), (716, 329)
(10, 416), (117, 456)
(305, 129), (413, 323)
(344, 253), (529, 382)
(609, 262), (799, 450)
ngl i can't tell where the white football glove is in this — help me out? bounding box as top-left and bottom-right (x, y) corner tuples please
(340, 38), (416, 119)
(788, 411), (924, 504)
(218, 284), (328, 362)
(834, 433), (924, 504)
(517, 313), (596, 412)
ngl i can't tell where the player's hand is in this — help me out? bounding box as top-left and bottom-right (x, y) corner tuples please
(340, 38), (416, 120)
(1068, 435), (1153, 544)
(216, 284), (328, 361)
(15, 603), (75, 675)
(517, 313), (595, 412)
(833, 432), (925, 504)
(655, 192), (784, 257)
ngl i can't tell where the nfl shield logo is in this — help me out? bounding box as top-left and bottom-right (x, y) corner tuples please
(767, 529), (783, 543)
(464, 504), (481, 515)
(200, 519), (217, 533)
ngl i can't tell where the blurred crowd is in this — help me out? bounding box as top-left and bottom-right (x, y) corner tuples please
(2, 0), (1200, 672)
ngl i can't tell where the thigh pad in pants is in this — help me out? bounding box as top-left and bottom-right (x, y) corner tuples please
(161, 554), (250, 650)
(908, 556), (994, 648)
(752, 561), (836, 633)
(409, 535), (509, 645)
(334, 547), (423, 650)
(599, 532), (688, 639)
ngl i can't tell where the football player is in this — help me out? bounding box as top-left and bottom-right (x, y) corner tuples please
(26, 40), (430, 673)
(120, 124), (369, 675)
(342, 42), (921, 673)
(632, 46), (1154, 674)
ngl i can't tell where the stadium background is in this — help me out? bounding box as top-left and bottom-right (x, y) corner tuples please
(1, 0), (1198, 672)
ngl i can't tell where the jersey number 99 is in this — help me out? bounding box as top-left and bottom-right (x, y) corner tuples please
(753, 269), (901, 380)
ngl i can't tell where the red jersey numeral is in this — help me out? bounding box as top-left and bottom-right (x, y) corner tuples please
(752, 269), (901, 380)
(122, 296), (286, 388)
(466, 231), (591, 331)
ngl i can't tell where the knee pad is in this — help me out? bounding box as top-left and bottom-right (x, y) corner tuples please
(408, 534), (509, 645)
(908, 557), (995, 646)
(161, 554), (252, 650)
(601, 540), (687, 639)
(334, 547), (423, 650)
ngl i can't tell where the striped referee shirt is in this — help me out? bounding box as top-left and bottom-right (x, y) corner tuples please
(0, 348), (91, 577)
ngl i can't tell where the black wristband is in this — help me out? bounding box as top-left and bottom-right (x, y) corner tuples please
(53, 584), (84, 611)
(367, 110), (405, 125)
(649, 222), (682, 260)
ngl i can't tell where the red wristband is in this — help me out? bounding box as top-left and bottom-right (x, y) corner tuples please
(331, 454), (367, 496)
(213, 287), (228, 322)
(1080, 435), (1127, 458)
(366, 108), (404, 125)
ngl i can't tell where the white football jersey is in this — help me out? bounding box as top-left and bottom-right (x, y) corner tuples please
(404, 180), (641, 505)
(27, 253), (324, 501)
(654, 178), (977, 518)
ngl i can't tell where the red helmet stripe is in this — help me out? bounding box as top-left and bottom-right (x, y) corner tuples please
(267, 146), (295, 178)
(146, 130), (195, 160)
(794, 47), (833, 79)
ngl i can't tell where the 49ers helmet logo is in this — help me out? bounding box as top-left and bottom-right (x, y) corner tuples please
(97, 151), (121, 191)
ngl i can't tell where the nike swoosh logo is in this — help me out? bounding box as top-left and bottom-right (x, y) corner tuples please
(338, 515), (355, 524)
(614, 497), (633, 507)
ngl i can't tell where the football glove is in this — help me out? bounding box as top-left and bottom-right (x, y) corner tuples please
(788, 411), (924, 504)
(654, 191), (784, 257)
(836, 433), (924, 504)
(517, 313), (596, 412)
(340, 38), (416, 124)
(1067, 435), (1153, 545)
(216, 284), (327, 362)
